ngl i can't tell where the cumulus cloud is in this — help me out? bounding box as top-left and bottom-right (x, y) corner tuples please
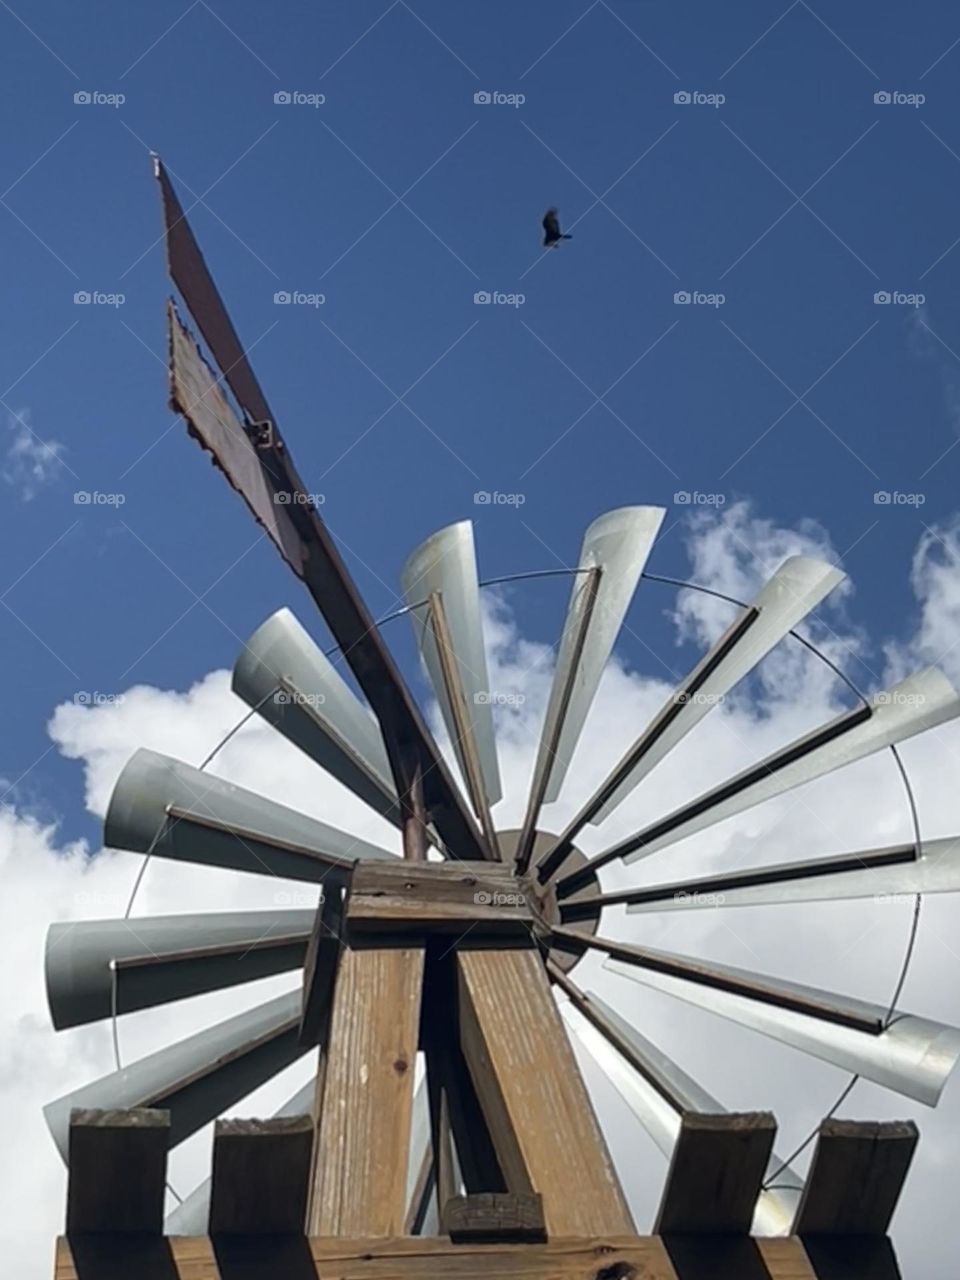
(3, 504), (960, 1274)
(2, 408), (66, 501)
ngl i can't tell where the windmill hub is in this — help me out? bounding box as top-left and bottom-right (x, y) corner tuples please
(497, 827), (600, 972)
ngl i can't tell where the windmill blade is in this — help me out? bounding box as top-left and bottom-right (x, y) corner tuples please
(553, 977), (801, 1234)
(564, 838), (960, 918)
(401, 522), (503, 814)
(515, 507), (664, 872)
(233, 608), (400, 825)
(588, 556), (845, 828)
(164, 1076), (315, 1235)
(105, 748), (395, 883)
(45, 990), (307, 1161)
(548, 930), (960, 1106)
(46, 909), (315, 1030)
(556, 667), (960, 896)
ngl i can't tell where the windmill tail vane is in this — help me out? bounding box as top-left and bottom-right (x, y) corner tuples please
(44, 157), (960, 1278)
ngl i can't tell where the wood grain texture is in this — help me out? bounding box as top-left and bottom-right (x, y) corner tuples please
(67, 1108), (169, 1235)
(755, 1238), (819, 1279)
(457, 947), (633, 1236)
(308, 943), (425, 1236)
(443, 1192), (547, 1243)
(655, 1113), (776, 1236)
(794, 1119), (918, 1236)
(209, 1116), (313, 1235)
(57, 1235), (681, 1279)
(348, 860), (532, 935)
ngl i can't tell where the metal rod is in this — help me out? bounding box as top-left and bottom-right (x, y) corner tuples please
(514, 567), (603, 876)
(427, 590), (500, 861)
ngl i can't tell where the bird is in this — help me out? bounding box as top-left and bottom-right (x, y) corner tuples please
(542, 208), (572, 248)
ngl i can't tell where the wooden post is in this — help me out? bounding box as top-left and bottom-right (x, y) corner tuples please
(457, 945), (633, 1236)
(308, 941), (425, 1236)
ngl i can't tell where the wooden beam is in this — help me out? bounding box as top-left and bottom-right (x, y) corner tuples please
(67, 1108), (169, 1235)
(456, 946), (633, 1236)
(655, 1113), (776, 1236)
(794, 1119), (919, 1236)
(209, 1116), (313, 1235)
(442, 1192), (547, 1243)
(347, 860), (532, 936)
(309, 942), (425, 1236)
(299, 885), (344, 1048)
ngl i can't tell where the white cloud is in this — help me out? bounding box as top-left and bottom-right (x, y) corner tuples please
(2, 408), (66, 501)
(4, 504), (960, 1274)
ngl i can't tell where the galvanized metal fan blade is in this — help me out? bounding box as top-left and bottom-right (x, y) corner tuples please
(549, 930), (960, 1106)
(587, 556), (845, 826)
(44, 990), (306, 1161)
(515, 506), (664, 871)
(105, 748), (394, 883)
(556, 667), (960, 895)
(233, 608), (400, 825)
(46, 909), (315, 1030)
(401, 523), (502, 837)
(571, 837), (960, 917)
(555, 981), (802, 1234)
(164, 1077), (315, 1234)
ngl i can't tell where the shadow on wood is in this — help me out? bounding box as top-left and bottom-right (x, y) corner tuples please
(802, 1235), (903, 1280)
(662, 1236), (778, 1280)
(67, 1236), (180, 1280)
(212, 1236), (319, 1279)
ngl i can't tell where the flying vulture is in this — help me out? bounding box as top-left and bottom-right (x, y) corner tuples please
(542, 207), (572, 248)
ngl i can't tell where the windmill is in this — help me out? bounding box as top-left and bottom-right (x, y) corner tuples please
(46, 160), (960, 1280)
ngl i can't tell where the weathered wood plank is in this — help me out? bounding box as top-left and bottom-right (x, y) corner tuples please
(655, 1113), (776, 1236)
(457, 947), (633, 1236)
(793, 1119), (918, 1236)
(755, 1238), (818, 1279)
(299, 886), (344, 1048)
(58, 1234), (682, 1279)
(209, 1116), (313, 1235)
(348, 860), (531, 935)
(67, 1108), (169, 1235)
(443, 1192), (547, 1243)
(308, 943), (425, 1236)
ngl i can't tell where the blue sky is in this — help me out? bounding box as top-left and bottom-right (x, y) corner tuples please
(3, 0), (960, 837)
